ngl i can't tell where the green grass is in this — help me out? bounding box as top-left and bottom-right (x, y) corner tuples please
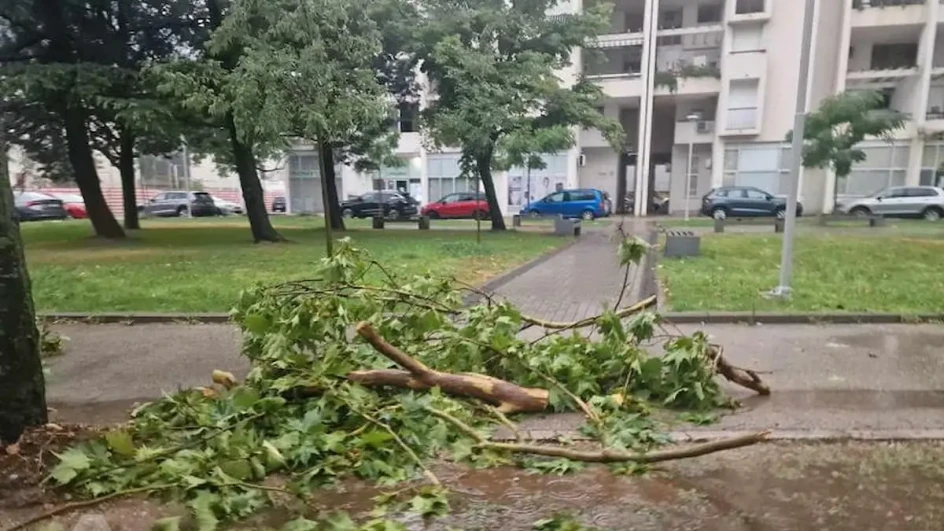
(22, 217), (564, 313)
(658, 232), (944, 313)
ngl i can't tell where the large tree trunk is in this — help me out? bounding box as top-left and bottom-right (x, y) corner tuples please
(320, 143), (345, 231)
(63, 105), (125, 239)
(118, 127), (139, 230)
(225, 114), (284, 243)
(475, 149), (506, 231)
(0, 138), (48, 443)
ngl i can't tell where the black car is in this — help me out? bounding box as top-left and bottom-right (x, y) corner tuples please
(272, 196), (286, 213)
(701, 186), (803, 220)
(340, 191), (418, 220)
(13, 191), (69, 222)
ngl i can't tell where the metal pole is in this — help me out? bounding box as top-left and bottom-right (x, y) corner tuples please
(685, 140), (693, 221)
(182, 144), (192, 217)
(770, 0), (816, 298)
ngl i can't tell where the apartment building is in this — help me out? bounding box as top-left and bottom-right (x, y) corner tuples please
(11, 0), (944, 217)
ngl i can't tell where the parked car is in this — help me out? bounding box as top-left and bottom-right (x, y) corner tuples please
(211, 195), (244, 215)
(340, 191), (419, 220)
(51, 193), (87, 219)
(836, 186), (944, 221)
(13, 191), (69, 222)
(520, 189), (612, 220)
(272, 196), (286, 213)
(138, 191), (218, 217)
(700, 186), (803, 220)
(421, 192), (488, 219)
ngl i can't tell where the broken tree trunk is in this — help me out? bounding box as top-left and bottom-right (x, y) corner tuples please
(709, 346), (771, 396)
(350, 322), (549, 414)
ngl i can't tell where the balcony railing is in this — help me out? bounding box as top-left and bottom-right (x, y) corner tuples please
(726, 107), (759, 130)
(853, 0), (924, 8)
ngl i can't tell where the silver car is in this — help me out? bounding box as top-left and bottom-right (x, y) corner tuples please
(837, 186), (944, 221)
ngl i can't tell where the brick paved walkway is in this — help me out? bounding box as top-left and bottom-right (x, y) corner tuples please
(493, 219), (653, 321)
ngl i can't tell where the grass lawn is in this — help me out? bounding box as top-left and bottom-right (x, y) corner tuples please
(658, 231), (944, 313)
(22, 217), (564, 313)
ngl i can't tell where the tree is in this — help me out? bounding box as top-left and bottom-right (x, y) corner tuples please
(792, 90), (905, 212)
(416, 0), (623, 230)
(0, 129), (47, 444)
(1, 1), (127, 238)
(212, 0), (394, 252)
(153, 0), (285, 243)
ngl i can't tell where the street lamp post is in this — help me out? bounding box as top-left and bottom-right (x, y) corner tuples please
(684, 112), (701, 221)
(770, 0), (816, 298)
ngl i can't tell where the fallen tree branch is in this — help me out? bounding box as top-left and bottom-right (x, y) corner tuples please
(6, 484), (178, 531)
(351, 322), (549, 414)
(426, 407), (769, 464)
(521, 295), (656, 330)
(709, 346), (771, 396)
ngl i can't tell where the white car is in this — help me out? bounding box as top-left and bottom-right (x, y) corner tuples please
(211, 196), (244, 215)
(837, 186), (944, 221)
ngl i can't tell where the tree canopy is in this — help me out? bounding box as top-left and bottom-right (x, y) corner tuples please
(416, 0), (624, 230)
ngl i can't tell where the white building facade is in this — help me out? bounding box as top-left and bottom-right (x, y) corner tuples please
(11, 0), (944, 217)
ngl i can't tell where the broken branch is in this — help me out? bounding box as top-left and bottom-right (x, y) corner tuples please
(521, 296), (657, 330)
(352, 322), (549, 414)
(709, 346), (771, 396)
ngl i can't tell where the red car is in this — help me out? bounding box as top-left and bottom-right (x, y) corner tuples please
(52, 193), (88, 219)
(421, 192), (489, 219)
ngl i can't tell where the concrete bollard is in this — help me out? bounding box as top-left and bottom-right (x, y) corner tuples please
(774, 219), (785, 233)
(869, 215), (886, 228)
(512, 214), (522, 228)
(418, 215), (430, 230)
(714, 218), (725, 233)
(372, 216), (385, 229)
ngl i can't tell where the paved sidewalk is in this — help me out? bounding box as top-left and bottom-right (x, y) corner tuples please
(44, 322), (944, 437)
(492, 218), (654, 322)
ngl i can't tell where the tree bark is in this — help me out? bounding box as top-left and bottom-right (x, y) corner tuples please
(0, 137), (48, 443)
(225, 114), (284, 243)
(118, 126), (139, 230)
(320, 143), (345, 231)
(317, 138), (334, 255)
(63, 105), (126, 239)
(350, 322), (548, 414)
(475, 148), (506, 231)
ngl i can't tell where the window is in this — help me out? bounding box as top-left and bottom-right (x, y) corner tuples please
(726, 79), (760, 130)
(731, 24), (763, 53)
(398, 103), (419, 133)
(744, 189), (768, 200)
(570, 191), (597, 201)
(698, 4), (722, 23)
(166, 192), (187, 200)
(871, 43), (918, 70)
(624, 12), (644, 33)
(906, 187), (938, 197)
(839, 143), (909, 197)
(545, 192), (565, 203)
(735, 0), (765, 15)
(427, 154), (471, 202)
(688, 154), (700, 198)
(658, 8), (683, 29)
(657, 35), (683, 46)
(723, 143), (792, 194)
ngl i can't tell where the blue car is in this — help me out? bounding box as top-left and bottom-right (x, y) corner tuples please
(521, 189), (612, 220)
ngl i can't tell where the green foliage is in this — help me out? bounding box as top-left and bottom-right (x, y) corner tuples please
(38, 320), (67, 358)
(47, 238), (736, 528)
(791, 90), (906, 179)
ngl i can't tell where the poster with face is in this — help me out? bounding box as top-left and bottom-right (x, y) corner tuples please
(508, 176), (523, 206)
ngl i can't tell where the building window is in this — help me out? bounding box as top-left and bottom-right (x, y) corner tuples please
(726, 79), (760, 130)
(688, 154), (700, 198)
(398, 103), (419, 133)
(871, 43), (919, 70)
(509, 154), (568, 204)
(723, 143), (792, 194)
(624, 12), (644, 33)
(919, 144), (944, 188)
(735, 0), (765, 15)
(697, 4), (723, 24)
(731, 24), (764, 53)
(427, 154), (472, 203)
(288, 153), (320, 178)
(838, 143), (909, 197)
(658, 8), (683, 30)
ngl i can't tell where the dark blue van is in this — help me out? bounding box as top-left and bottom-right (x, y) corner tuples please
(520, 189), (612, 220)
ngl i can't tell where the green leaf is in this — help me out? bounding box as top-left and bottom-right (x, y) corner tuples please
(243, 314), (270, 334)
(231, 387), (260, 411)
(190, 491), (220, 531)
(219, 460), (253, 481)
(105, 430), (135, 457)
(360, 430), (394, 448)
(49, 447), (91, 484)
(279, 518), (319, 531)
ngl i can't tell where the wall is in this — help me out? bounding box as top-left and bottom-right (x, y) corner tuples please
(578, 148), (619, 199)
(758, 1), (806, 141)
(668, 143), (712, 215)
(848, 41), (874, 71)
(808, 0), (845, 107)
(933, 34), (944, 68)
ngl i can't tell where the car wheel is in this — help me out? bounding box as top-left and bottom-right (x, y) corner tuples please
(474, 210), (489, 221)
(581, 210), (595, 221)
(387, 209), (400, 221)
(529, 210), (541, 218)
(341, 208), (354, 218)
(427, 211), (440, 219)
(922, 207), (943, 221)
(176, 206), (188, 217)
(711, 207), (727, 220)
(850, 206), (871, 217)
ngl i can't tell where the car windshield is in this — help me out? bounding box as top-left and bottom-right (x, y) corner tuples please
(55, 193), (84, 203)
(193, 192), (212, 200)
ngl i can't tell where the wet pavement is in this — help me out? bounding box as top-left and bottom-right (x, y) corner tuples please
(5, 441), (944, 530)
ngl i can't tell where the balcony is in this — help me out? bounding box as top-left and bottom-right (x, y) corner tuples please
(675, 120), (716, 144)
(847, 40), (920, 84)
(851, 0), (926, 28)
(584, 45), (645, 98)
